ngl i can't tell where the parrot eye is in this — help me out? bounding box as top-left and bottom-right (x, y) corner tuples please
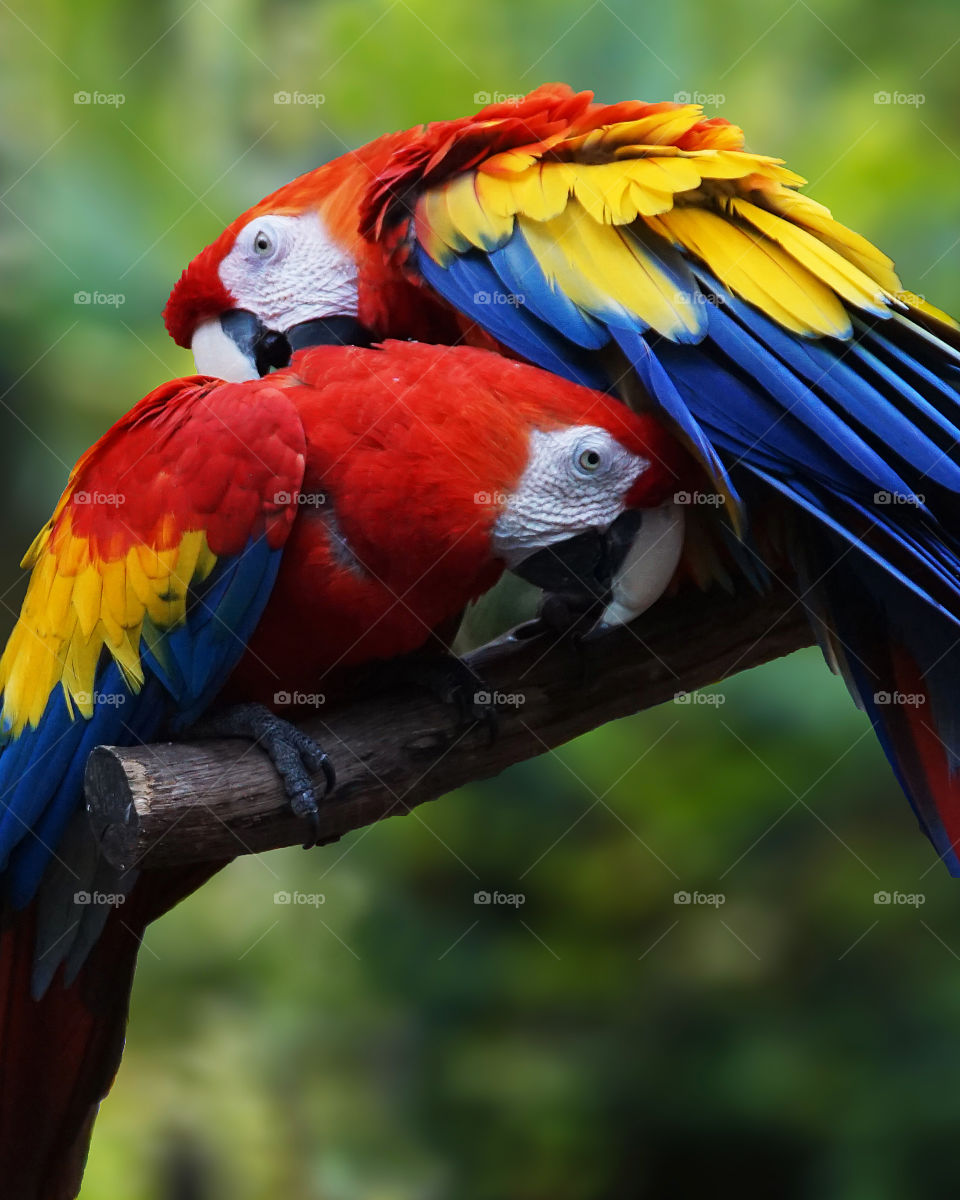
(253, 229), (275, 258)
(238, 217), (286, 263)
(571, 435), (611, 479)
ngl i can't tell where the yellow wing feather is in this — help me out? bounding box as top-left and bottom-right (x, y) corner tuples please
(0, 512), (217, 737)
(519, 205), (705, 341)
(652, 206), (851, 338)
(727, 196), (891, 313)
(417, 104), (908, 341)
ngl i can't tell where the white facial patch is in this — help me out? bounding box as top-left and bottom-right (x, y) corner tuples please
(217, 210), (359, 331)
(492, 426), (648, 567)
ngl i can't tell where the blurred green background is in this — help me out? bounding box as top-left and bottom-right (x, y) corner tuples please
(2, 0), (960, 1196)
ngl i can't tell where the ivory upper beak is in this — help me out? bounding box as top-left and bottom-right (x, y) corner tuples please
(191, 319), (260, 382)
(593, 503), (685, 632)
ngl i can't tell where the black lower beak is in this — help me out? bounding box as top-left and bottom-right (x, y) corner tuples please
(511, 510), (645, 602)
(220, 310), (291, 376)
(221, 311), (375, 377)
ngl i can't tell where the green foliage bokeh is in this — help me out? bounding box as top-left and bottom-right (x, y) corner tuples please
(2, 0), (960, 1196)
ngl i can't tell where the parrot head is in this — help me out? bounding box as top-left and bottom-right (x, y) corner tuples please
(163, 135), (413, 380)
(488, 418), (687, 633)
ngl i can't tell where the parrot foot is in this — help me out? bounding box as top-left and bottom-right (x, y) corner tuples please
(400, 654), (499, 745)
(510, 593), (594, 687)
(512, 591), (601, 642)
(190, 703), (335, 848)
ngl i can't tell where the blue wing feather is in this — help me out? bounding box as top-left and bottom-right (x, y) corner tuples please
(416, 248), (606, 389)
(0, 537), (286, 908)
(2, 666), (170, 908)
(488, 233), (609, 349)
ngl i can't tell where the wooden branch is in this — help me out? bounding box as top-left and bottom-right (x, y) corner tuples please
(84, 585), (814, 872)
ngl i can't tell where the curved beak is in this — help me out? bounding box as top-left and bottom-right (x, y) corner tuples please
(590, 502), (685, 634)
(191, 312), (291, 381)
(510, 503), (685, 635)
(191, 312), (374, 381)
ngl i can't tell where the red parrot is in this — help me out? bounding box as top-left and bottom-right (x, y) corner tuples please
(0, 339), (689, 1197)
(164, 83), (960, 875)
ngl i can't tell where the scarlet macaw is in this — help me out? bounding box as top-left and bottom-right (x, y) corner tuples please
(0, 339), (687, 1196)
(165, 83), (960, 875)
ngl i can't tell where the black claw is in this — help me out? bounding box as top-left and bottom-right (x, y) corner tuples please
(397, 652), (501, 742)
(318, 753), (336, 795)
(299, 808), (321, 851)
(475, 702), (499, 747)
(510, 592), (595, 688)
(510, 616), (551, 641)
(187, 702), (334, 845)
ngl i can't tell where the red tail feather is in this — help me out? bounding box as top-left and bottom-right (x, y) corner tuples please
(0, 864), (224, 1199)
(888, 647), (960, 862)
